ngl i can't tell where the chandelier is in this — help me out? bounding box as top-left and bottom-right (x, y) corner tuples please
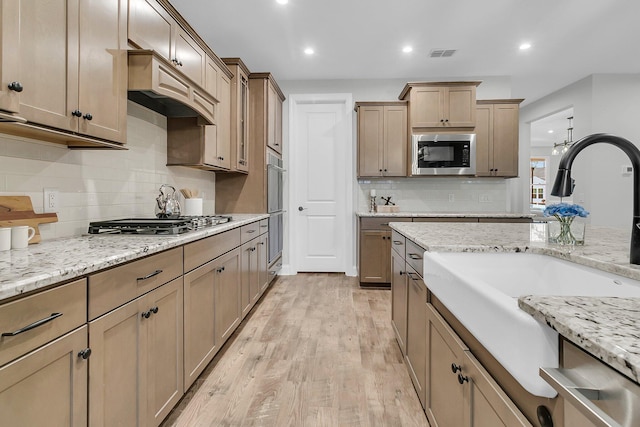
(551, 116), (574, 155)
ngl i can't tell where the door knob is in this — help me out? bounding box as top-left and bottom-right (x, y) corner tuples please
(298, 206), (306, 211)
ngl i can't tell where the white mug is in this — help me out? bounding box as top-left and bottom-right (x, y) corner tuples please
(11, 226), (36, 249)
(0, 227), (10, 251)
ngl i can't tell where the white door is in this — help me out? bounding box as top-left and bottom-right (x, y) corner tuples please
(289, 94), (353, 273)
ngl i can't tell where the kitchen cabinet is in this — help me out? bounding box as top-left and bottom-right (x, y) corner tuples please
(258, 230), (270, 292)
(399, 82), (480, 129)
(223, 58), (251, 173)
(0, 0), (127, 145)
(426, 304), (531, 427)
(215, 73), (285, 214)
(475, 100), (523, 177)
(89, 276), (183, 427)
(391, 241), (408, 355)
(128, 0), (205, 88)
(214, 248), (242, 345)
(0, 278), (88, 426)
(359, 217), (412, 286)
(356, 102), (408, 177)
(406, 265), (427, 409)
(240, 221), (270, 318)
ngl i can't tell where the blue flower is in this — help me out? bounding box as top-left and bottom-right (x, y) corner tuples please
(543, 203), (589, 218)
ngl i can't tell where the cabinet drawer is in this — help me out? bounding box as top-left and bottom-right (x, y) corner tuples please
(259, 219), (269, 235)
(360, 217), (411, 230)
(89, 247), (182, 320)
(184, 228), (241, 272)
(240, 222), (260, 244)
(406, 239), (425, 277)
(0, 279), (87, 367)
(391, 230), (406, 257)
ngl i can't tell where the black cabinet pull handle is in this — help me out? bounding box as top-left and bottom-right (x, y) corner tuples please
(2, 312), (63, 337)
(8, 81), (23, 92)
(380, 223), (389, 226)
(216, 266), (225, 273)
(445, 119), (449, 123)
(393, 240), (403, 245)
(150, 306), (159, 314)
(141, 310), (151, 319)
(246, 229), (256, 234)
(137, 269), (163, 281)
(218, 156), (224, 161)
(78, 348), (92, 360)
(258, 241), (265, 245)
(399, 271), (404, 276)
(451, 363), (462, 373)
(440, 119), (445, 123)
(458, 373), (469, 384)
(408, 253), (422, 260)
(71, 109), (83, 117)
(83, 113), (93, 121)
(407, 272), (421, 281)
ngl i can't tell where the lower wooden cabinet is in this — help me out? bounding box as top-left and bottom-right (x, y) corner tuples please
(360, 229), (391, 283)
(0, 325), (88, 426)
(89, 277), (184, 427)
(241, 238), (260, 318)
(426, 303), (531, 427)
(405, 268), (427, 409)
(391, 246), (408, 355)
(215, 249), (241, 345)
(258, 232), (269, 293)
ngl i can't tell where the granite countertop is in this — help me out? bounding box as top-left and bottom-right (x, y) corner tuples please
(0, 214), (268, 302)
(390, 221), (640, 383)
(357, 211), (536, 218)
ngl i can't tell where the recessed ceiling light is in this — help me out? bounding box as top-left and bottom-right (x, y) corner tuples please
(276, 0), (288, 4)
(402, 46), (413, 53)
(548, 130), (554, 134)
(304, 47), (314, 55)
(519, 43), (532, 50)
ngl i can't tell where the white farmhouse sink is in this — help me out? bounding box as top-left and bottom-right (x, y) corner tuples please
(423, 252), (640, 398)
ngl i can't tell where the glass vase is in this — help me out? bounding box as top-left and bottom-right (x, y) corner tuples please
(547, 216), (585, 245)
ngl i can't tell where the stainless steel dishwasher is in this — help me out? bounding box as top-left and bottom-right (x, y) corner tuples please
(540, 339), (640, 427)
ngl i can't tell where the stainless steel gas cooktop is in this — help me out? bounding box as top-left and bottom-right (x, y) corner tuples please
(87, 215), (232, 235)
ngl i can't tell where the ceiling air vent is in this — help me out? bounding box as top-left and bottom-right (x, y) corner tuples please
(430, 49), (457, 58)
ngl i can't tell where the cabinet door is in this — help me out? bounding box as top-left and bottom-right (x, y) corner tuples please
(275, 87), (283, 153)
(216, 71), (232, 169)
(143, 277), (184, 427)
(474, 104), (493, 177)
(492, 103), (519, 177)
(0, 1), (24, 113)
(3, 0), (78, 129)
(266, 82), (279, 153)
(383, 105), (407, 176)
(426, 303), (468, 427)
(359, 230), (390, 283)
(391, 248), (408, 355)
(240, 240), (255, 318)
(174, 26), (205, 87)
(78, 0), (127, 143)
(183, 260), (217, 389)
(205, 55), (219, 98)
(358, 106), (383, 177)
(127, 0), (173, 59)
(0, 326), (87, 427)
(463, 350), (532, 427)
(236, 72), (250, 172)
(446, 86), (476, 127)
(406, 270), (427, 409)
(215, 249), (241, 345)
(410, 87), (444, 128)
(89, 298), (143, 427)
(258, 233), (269, 293)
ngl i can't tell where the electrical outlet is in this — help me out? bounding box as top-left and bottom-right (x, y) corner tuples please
(622, 165), (633, 175)
(479, 194), (490, 203)
(448, 194), (455, 202)
(43, 188), (59, 213)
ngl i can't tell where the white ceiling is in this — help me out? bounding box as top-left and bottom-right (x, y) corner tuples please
(168, 0), (639, 105)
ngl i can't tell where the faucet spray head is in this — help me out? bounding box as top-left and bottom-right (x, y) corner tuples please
(551, 168), (575, 197)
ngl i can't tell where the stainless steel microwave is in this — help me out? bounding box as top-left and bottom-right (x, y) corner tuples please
(411, 133), (476, 175)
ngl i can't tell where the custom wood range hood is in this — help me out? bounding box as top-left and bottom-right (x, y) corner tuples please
(127, 50), (218, 125)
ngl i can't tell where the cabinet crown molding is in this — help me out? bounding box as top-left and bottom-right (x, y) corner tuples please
(398, 81), (482, 100)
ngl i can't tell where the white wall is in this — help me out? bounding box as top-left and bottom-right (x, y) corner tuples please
(519, 73), (640, 228)
(0, 102), (216, 238)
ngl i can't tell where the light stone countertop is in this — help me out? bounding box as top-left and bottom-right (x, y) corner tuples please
(356, 211), (536, 218)
(390, 221), (640, 383)
(0, 214), (268, 302)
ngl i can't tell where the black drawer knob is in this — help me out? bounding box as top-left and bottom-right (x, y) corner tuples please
(8, 81), (23, 92)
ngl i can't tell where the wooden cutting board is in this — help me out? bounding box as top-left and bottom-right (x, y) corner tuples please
(0, 196), (58, 244)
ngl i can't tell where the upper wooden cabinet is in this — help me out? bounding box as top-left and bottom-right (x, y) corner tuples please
(0, 0), (127, 146)
(475, 99), (523, 178)
(128, 0), (205, 87)
(223, 58), (251, 173)
(399, 82), (480, 129)
(356, 102), (407, 177)
(249, 73), (285, 155)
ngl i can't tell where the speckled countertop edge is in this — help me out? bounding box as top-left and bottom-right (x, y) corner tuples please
(356, 211), (536, 218)
(0, 214), (268, 301)
(390, 221), (640, 383)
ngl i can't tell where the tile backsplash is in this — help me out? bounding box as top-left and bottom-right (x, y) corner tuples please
(0, 102), (216, 239)
(358, 178), (508, 212)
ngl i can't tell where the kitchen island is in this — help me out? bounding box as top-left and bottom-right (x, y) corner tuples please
(390, 221), (640, 427)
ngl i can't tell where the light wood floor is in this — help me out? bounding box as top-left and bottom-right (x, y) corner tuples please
(161, 273), (428, 427)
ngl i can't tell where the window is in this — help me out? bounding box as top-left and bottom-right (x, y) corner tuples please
(530, 158), (547, 206)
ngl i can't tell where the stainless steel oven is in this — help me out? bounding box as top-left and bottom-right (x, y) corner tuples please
(267, 153), (284, 265)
